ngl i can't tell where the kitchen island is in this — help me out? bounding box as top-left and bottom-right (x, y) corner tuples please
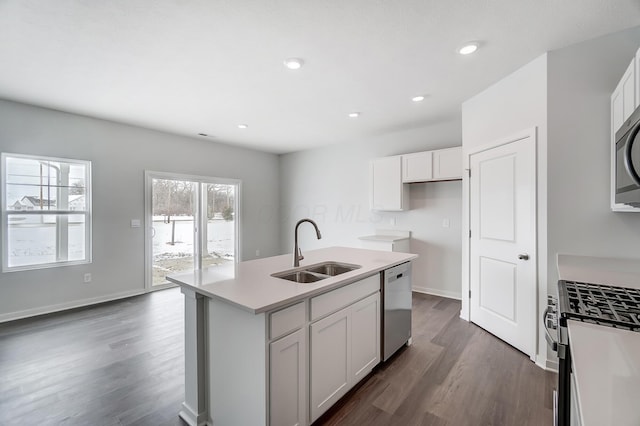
(167, 246), (417, 426)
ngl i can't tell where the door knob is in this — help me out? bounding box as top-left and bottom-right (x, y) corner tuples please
(518, 254), (529, 260)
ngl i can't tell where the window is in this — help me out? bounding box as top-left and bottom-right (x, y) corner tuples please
(2, 153), (92, 271)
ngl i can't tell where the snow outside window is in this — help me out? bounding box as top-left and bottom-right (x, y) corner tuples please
(2, 153), (92, 272)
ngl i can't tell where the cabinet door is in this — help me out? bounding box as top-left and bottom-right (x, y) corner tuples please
(270, 329), (306, 426)
(371, 156), (406, 211)
(309, 308), (350, 422)
(433, 147), (462, 180)
(622, 59), (636, 123)
(402, 151), (432, 182)
(350, 292), (380, 383)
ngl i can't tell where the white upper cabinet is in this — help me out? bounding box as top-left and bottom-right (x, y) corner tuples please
(371, 155), (408, 211)
(612, 59), (636, 135)
(402, 151), (433, 182)
(433, 146), (463, 180)
(372, 146), (461, 211)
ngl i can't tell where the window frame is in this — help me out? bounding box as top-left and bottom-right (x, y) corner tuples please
(1, 152), (92, 272)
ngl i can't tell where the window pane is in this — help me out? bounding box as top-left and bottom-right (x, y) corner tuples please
(5, 156), (88, 213)
(6, 214), (87, 268)
(204, 183), (236, 267)
(151, 178), (195, 286)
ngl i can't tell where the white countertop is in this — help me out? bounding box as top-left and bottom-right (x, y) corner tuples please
(358, 229), (411, 242)
(567, 321), (640, 426)
(358, 235), (410, 242)
(557, 254), (640, 289)
(167, 246), (417, 314)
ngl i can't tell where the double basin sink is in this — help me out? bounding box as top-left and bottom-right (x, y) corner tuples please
(271, 261), (361, 283)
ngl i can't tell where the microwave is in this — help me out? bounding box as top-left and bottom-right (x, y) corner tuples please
(615, 105), (640, 207)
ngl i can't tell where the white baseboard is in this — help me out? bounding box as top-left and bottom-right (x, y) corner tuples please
(413, 286), (461, 300)
(0, 289), (146, 323)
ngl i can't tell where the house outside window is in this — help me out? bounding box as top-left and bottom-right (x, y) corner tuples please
(1, 153), (92, 272)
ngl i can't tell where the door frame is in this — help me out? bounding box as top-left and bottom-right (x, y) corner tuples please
(461, 127), (538, 361)
(144, 170), (242, 291)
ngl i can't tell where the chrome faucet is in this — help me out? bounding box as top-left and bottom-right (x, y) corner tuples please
(293, 218), (322, 267)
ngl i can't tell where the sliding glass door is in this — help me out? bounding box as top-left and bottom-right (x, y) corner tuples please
(145, 172), (239, 288)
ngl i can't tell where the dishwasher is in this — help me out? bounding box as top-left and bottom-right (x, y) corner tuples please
(382, 262), (412, 361)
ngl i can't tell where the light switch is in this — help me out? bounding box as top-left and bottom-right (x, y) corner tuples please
(131, 219), (141, 228)
(442, 218), (450, 228)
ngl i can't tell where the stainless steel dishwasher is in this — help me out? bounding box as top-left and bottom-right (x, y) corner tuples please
(382, 262), (412, 361)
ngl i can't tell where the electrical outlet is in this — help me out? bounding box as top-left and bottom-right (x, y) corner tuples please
(84, 273), (92, 283)
(255, 249), (260, 257)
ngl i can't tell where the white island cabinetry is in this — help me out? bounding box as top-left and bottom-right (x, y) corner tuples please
(309, 275), (380, 422)
(269, 302), (307, 426)
(167, 247), (417, 426)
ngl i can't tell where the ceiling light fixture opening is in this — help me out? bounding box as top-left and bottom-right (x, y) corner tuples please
(348, 112), (360, 118)
(283, 58), (304, 70)
(237, 124), (248, 129)
(458, 42), (479, 55)
(412, 95), (426, 102)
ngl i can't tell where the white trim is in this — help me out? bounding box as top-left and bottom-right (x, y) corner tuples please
(463, 127), (539, 361)
(412, 286), (461, 300)
(0, 289), (145, 323)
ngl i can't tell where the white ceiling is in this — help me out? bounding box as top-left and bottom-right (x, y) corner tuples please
(1, 1), (639, 154)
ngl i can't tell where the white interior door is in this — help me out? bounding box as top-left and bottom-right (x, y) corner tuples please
(469, 132), (536, 357)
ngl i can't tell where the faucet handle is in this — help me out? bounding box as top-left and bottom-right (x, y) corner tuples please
(297, 248), (304, 262)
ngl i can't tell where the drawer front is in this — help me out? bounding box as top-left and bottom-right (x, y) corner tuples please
(270, 301), (306, 340)
(311, 274), (380, 321)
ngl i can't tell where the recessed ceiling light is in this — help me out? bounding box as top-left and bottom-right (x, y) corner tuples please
(412, 95), (426, 102)
(237, 124), (248, 129)
(348, 112), (360, 118)
(283, 58), (304, 70)
(458, 42), (479, 55)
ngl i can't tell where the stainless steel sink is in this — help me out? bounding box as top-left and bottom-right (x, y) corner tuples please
(305, 262), (361, 276)
(274, 271), (325, 283)
(271, 261), (361, 283)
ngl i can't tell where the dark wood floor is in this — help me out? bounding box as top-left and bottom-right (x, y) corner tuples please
(0, 289), (555, 426)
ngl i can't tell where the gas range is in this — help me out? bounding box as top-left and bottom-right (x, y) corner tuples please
(547, 280), (640, 426)
(557, 280), (640, 331)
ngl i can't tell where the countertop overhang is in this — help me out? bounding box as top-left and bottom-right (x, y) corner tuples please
(167, 246), (417, 314)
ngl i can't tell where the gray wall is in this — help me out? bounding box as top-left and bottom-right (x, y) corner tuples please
(461, 25), (640, 368)
(547, 26), (640, 287)
(0, 99), (280, 321)
(280, 119), (463, 299)
(461, 53), (549, 365)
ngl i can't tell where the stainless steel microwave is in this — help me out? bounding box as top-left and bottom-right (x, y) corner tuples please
(615, 105), (640, 207)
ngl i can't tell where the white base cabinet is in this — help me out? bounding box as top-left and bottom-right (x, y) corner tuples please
(270, 328), (306, 426)
(309, 308), (350, 421)
(310, 292), (380, 423)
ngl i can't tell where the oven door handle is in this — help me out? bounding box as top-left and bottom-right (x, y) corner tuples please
(543, 307), (558, 352)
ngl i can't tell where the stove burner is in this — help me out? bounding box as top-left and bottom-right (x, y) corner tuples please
(558, 281), (640, 331)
